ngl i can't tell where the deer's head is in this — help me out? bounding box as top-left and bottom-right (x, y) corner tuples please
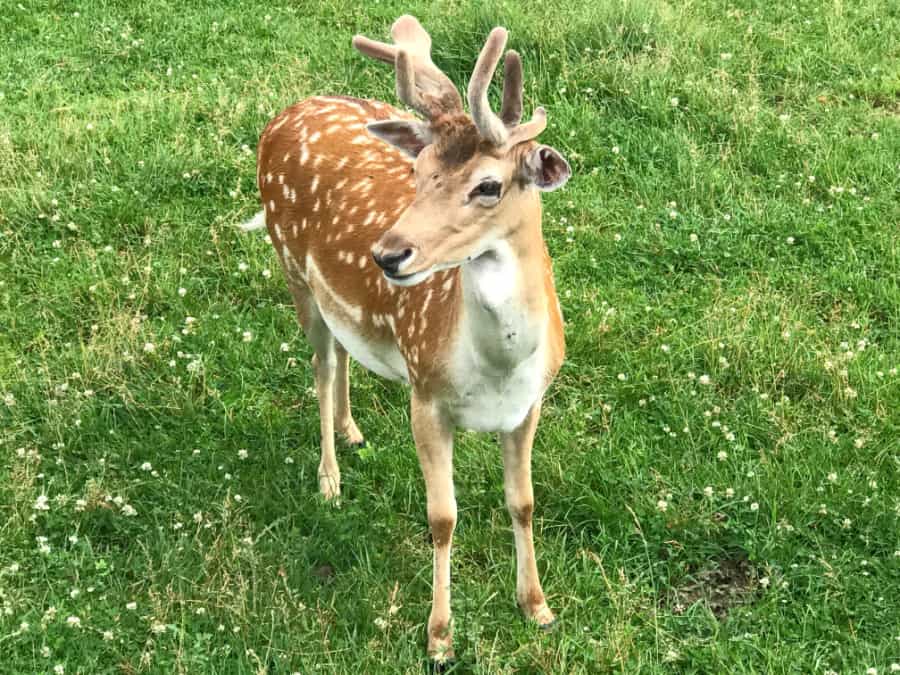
(355, 17), (570, 286)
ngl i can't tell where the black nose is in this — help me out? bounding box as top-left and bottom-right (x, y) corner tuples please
(372, 248), (413, 276)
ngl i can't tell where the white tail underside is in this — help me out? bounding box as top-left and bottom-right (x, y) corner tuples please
(239, 210), (267, 232)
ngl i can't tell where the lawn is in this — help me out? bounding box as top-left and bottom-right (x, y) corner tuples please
(1, 0), (899, 672)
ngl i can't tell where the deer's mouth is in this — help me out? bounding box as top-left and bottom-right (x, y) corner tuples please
(383, 268), (433, 287)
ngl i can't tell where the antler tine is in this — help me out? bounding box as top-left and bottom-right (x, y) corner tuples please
(507, 106), (547, 147)
(500, 50), (523, 127)
(467, 27), (509, 146)
(353, 15), (462, 119)
(394, 49), (423, 115)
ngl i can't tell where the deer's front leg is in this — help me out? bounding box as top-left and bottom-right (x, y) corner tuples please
(411, 393), (456, 662)
(500, 402), (555, 628)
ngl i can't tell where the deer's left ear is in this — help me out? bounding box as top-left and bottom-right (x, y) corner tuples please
(523, 145), (571, 191)
(366, 120), (433, 158)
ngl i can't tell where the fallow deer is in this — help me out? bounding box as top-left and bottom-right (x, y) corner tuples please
(245, 16), (570, 662)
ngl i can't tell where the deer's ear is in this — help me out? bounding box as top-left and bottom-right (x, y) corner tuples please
(366, 120), (433, 158)
(523, 144), (571, 191)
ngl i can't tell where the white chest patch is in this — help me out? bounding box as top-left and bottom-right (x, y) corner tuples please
(443, 243), (547, 433)
(446, 338), (546, 432)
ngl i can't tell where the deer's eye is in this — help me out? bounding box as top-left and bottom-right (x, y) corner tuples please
(472, 180), (502, 199)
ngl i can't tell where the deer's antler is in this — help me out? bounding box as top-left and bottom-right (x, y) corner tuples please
(353, 16), (463, 119)
(468, 29), (547, 146)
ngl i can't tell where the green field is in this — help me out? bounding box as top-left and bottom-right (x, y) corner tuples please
(2, 1), (899, 672)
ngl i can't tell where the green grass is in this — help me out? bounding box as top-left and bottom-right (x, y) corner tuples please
(2, 0), (899, 672)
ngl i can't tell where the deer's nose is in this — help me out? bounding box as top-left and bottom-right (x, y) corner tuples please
(372, 247), (415, 276)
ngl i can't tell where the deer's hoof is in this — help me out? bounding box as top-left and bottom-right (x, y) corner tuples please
(428, 657), (457, 673)
(538, 616), (558, 632)
(318, 475), (341, 503)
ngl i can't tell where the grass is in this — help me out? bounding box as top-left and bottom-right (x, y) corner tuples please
(1, 0), (899, 672)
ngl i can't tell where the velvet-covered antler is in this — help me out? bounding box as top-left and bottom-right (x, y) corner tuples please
(467, 28), (547, 146)
(353, 15), (463, 119)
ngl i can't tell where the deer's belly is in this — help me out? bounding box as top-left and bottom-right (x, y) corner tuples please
(321, 310), (409, 383)
(445, 348), (546, 433)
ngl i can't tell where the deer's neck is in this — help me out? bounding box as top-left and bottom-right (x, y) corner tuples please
(459, 201), (548, 371)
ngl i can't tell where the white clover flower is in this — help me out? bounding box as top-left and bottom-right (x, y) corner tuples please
(750, 502), (759, 511)
(238, 449), (248, 460)
(178, 287), (187, 297)
(126, 601), (137, 610)
(616, 373), (626, 381)
(140, 462), (152, 471)
(698, 374), (711, 385)
(242, 331), (253, 342)
(280, 343), (290, 352)
(725, 488), (735, 498)
(827, 472), (837, 483)
(151, 622), (167, 634)
(66, 616), (81, 628)
(703, 486), (713, 498)
(669, 97), (679, 107)
(54, 666), (65, 675)
(121, 504), (137, 517)
(656, 499), (668, 512)
(143, 342), (156, 353)
(103, 630), (114, 641)
(238, 262), (249, 272)
(262, 269), (272, 278)
(34, 494), (50, 511)
(717, 451), (728, 461)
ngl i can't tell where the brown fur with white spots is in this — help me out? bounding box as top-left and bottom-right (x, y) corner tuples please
(251, 16), (570, 662)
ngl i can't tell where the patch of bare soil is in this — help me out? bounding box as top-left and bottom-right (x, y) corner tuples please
(666, 554), (761, 619)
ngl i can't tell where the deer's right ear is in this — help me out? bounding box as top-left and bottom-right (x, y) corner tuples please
(366, 120), (433, 158)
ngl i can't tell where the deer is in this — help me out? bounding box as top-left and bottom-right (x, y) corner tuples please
(243, 16), (571, 663)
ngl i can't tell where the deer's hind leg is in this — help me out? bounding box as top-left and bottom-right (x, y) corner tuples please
(334, 343), (365, 447)
(288, 284), (341, 500)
